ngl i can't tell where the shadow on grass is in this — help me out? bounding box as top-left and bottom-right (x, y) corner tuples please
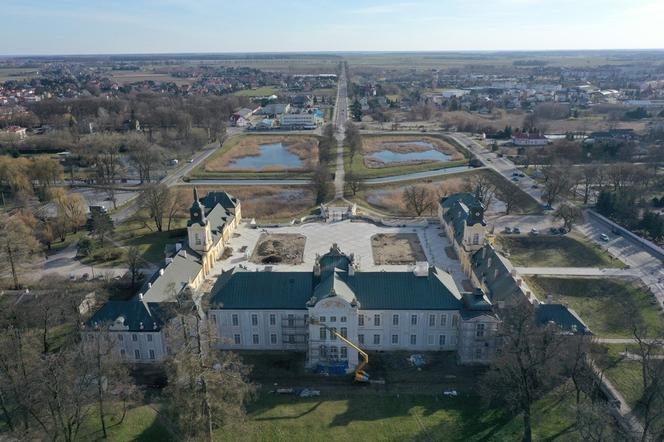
(254, 401), (324, 421)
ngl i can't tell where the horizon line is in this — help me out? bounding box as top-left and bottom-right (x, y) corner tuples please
(2, 48), (664, 59)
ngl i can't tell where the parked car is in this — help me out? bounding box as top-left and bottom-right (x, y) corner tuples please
(531, 184), (539, 188)
(512, 177), (519, 182)
(518, 173), (526, 178)
(550, 227), (558, 234)
(512, 172), (519, 176)
(600, 233), (610, 242)
(530, 228), (539, 236)
(504, 226), (513, 234)
(513, 227), (521, 234)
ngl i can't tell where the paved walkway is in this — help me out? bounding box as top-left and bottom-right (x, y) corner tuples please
(333, 65), (348, 198)
(514, 267), (640, 277)
(204, 220), (469, 292)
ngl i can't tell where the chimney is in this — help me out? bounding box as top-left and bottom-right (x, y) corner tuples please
(139, 322), (144, 330)
(147, 282), (152, 289)
(314, 262), (321, 277)
(138, 293), (144, 300)
(349, 265), (355, 276)
(159, 268), (164, 276)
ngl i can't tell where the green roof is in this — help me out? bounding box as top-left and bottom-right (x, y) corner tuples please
(86, 301), (177, 332)
(210, 270), (313, 310)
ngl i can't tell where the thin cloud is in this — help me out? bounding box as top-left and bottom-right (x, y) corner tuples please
(350, 2), (419, 14)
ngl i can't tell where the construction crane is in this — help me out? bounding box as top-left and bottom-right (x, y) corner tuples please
(310, 318), (370, 383)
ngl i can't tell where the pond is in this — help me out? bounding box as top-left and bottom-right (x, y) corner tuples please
(368, 141), (453, 164)
(228, 143), (304, 170)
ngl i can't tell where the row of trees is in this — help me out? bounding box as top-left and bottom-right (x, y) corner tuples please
(596, 191), (664, 242)
(482, 301), (664, 442)
(0, 155), (64, 203)
(0, 287), (254, 441)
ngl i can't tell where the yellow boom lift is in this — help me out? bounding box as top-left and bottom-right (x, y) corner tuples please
(310, 318), (369, 383)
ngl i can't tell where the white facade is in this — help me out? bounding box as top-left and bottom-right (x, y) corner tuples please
(280, 113), (317, 127)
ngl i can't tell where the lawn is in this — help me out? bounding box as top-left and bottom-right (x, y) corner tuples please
(233, 86), (279, 97)
(526, 277), (664, 338)
(593, 344), (644, 408)
(344, 134), (470, 180)
(496, 234), (622, 268)
(113, 216), (189, 266)
(76, 386), (582, 442)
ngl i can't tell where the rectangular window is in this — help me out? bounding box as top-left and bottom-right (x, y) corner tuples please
(358, 315), (364, 326)
(233, 334), (241, 345)
(374, 314), (381, 326)
(330, 316), (337, 323)
(147, 334), (152, 342)
(120, 349), (125, 357)
(252, 334), (259, 345)
(320, 327), (327, 340)
(392, 334), (398, 344)
(211, 314), (217, 324)
(269, 314), (276, 326)
(340, 327), (347, 338)
(149, 349), (155, 360)
(410, 334), (417, 345)
(373, 334), (380, 345)
(319, 345), (327, 358)
(473, 233), (480, 245)
(251, 314), (258, 326)
(195, 234), (201, 245)
(439, 335), (446, 346)
(452, 315), (459, 327)
(270, 334), (277, 344)
(340, 316), (347, 323)
(440, 314), (447, 327)
(287, 314), (294, 327)
(340, 347), (348, 359)
(476, 323), (485, 337)
(411, 315), (417, 326)
(320, 316), (326, 323)
(475, 348), (483, 359)
(232, 314), (239, 326)
(358, 334), (364, 344)
(392, 314), (399, 326)
(288, 335), (295, 344)
(118, 334), (123, 342)
(429, 314), (436, 327)
(134, 350), (140, 360)
(132, 334), (138, 342)
(427, 335), (434, 345)
(330, 328), (337, 340)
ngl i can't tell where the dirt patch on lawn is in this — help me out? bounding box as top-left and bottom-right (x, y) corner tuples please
(250, 233), (306, 265)
(205, 135), (319, 172)
(371, 233), (427, 265)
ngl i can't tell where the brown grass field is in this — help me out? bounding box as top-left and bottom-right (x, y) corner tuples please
(107, 71), (196, 86)
(175, 185), (316, 221)
(204, 135), (319, 173)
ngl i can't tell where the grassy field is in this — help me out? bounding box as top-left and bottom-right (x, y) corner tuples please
(526, 277), (664, 338)
(233, 86), (280, 97)
(190, 135), (319, 179)
(76, 351), (587, 442)
(593, 344), (644, 408)
(79, 403), (171, 442)
(345, 134), (469, 179)
(496, 234), (622, 268)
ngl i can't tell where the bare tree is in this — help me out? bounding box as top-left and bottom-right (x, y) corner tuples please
(480, 301), (568, 442)
(310, 165), (333, 205)
(163, 306), (254, 441)
(580, 164), (599, 205)
(542, 165), (575, 206)
(631, 325), (664, 441)
(554, 203), (584, 232)
(0, 213), (41, 289)
(345, 172), (365, 197)
(139, 183), (171, 232)
(495, 180), (520, 215)
(402, 185), (434, 216)
(129, 141), (163, 184)
(127, 246), (142, 290)
(466, 173), (496, 210)
(90, 211), (114, 248)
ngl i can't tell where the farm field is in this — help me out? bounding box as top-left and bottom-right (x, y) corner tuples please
(233, 86), (280, 97)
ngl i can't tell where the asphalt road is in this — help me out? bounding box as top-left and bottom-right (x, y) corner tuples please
(452, 132), (664, 309)
(333, 65), (349, 198)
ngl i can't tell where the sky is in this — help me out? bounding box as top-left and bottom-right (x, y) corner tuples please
(1, 0), (663, 55)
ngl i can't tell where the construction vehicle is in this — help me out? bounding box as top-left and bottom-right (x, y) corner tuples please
(309, 318), (370, 383)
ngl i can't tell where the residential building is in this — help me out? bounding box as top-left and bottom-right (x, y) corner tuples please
(280, 113), (319, 128)
(511, 132), (549, 146)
